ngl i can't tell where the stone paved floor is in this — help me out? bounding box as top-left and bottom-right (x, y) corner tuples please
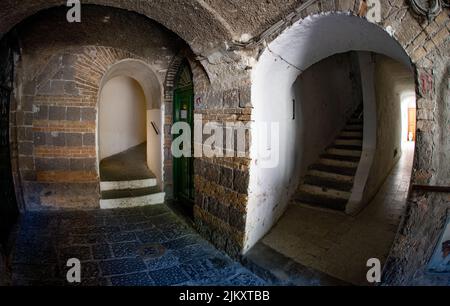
(260, 142), (415, 285)
(10, 204), (266, 286)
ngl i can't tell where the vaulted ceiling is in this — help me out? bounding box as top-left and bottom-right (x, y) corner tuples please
(0, 0), (303, 54)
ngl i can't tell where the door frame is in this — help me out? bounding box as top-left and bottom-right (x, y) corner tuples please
(172, 62), (195, 205)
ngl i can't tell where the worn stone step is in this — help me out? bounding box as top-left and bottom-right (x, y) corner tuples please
(332, 144), (363, 151)
(335, 139), (363, 146)
(309, 163), (358, 176)
(293, 186), (349, 211)
(297, 184), (351, 200)
(318, 158), (359, 169)
(339, 131), (363, 139)
(303, 175), (353, 192)
(100, 187), (165, 209)
(326, 148), (362, 158)
(100, 178), (157, 192)
(307, 170), (355, 182)
(348, 118), (363, 124)
(343, 124), (363, 131)
(320, 153), (361, 162)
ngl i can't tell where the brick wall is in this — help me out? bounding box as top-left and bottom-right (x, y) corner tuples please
(11, 6), (180, 210)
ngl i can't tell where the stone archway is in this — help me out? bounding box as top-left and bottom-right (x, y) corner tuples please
(97, 59), (164, 190)
(244, 4), (448, 285)
(248, 12), (416, 252)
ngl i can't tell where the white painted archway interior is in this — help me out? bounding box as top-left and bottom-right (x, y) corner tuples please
(99, 76), (146, 160)
(98, 59), (164, 188)
(246, 13), (415, 253)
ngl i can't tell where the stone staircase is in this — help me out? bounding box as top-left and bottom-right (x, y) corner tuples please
(293, 107), (363, 212)
(99, 143), (165, 209)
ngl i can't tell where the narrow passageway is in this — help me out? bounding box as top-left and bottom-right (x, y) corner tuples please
(248, 143), (415, 285)
(9, 205), (266, 286)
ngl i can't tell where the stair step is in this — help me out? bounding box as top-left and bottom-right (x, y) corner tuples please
(332, 144), (363, 151)
(101, 186), (161, 200)
(100, 187), (165, 209)
(304, 175), (354, 192)
(307, 170), (354, 182)
(339, 131), (363, 139)
(320, 153), (361, 162)
(298, 185), (351, 200)
(318, 158), (359, 169)
(335, 139), (363, 146)
(343, 124), (363, 131)
(294, 185), (349, 211)
(348, 118), (363, 124)
(326, 148), (362, 158)
(100, 178), (157, 192)
(309, 163), (358, 176)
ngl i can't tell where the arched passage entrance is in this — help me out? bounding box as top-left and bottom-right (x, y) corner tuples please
(246, 13), (418, 284)
(97, 59), (165, 209)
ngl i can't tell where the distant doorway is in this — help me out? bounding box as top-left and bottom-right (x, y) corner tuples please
(173, 62), (194, 210)
(97, 59), (165, 209)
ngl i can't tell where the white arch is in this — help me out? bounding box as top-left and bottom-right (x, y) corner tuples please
(246, 13), (413, 253)
(97, 59), (164, 188)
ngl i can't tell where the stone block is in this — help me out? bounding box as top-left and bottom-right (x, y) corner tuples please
(220, 166), (233, 189)
(82, 133), (95, 146)
(34, 105), (48, 120)
(33, 132), (46, 146)
(233, 170), (249, 194)
(19, 141), (34, 156)
(81, 108), (96, 121)
(49, 106), (66, 121)
(49, 132), (66, 147)
(204, 161), (220, 184)
(66, 133), (82, 147)
(69, 159), (84, 171)
(66, 107), (81, 121)
(229, 207), (246, 231)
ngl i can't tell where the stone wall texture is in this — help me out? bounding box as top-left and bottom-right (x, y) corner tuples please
(11, 6), (181, 210)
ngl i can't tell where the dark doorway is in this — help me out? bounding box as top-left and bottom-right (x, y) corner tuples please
(173, 62), (194, 214)
(0, 36), (19, 256)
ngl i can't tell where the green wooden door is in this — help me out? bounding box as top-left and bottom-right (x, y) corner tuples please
(173, 85), (194, 204)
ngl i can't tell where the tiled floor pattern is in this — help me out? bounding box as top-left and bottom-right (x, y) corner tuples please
(10, 204), (266, 286)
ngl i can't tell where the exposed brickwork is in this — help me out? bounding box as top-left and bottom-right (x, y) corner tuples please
(11, 6), (181, 210)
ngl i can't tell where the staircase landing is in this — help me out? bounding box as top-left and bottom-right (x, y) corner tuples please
(100, 143), (165, 209)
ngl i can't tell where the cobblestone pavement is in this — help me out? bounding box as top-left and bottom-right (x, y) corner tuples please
(10, 204), (266, 286)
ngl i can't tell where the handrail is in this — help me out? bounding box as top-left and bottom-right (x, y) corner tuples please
(412, 184), (450, 193)
(151, 121), (160, 136)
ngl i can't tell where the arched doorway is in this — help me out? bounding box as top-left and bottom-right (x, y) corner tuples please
(173, 61), (195, 211)
(97, 59), (165, 209)
(246, 13), (418, 284)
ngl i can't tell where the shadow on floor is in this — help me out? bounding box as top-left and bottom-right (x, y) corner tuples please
(100, 143), (155, 182)
(10, 204), (265, 286)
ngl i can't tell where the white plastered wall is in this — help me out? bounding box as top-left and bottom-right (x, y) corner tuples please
(99, 76), (146, 160)
(245, 13), (413, 253)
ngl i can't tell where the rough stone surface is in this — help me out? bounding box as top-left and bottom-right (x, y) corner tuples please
(10, 204), (265, 286)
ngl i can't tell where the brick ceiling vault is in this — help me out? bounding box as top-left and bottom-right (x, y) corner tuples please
(0, 0), (303, 56)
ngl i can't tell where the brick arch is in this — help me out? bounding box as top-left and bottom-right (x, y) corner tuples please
(14, 45), (163, 209)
